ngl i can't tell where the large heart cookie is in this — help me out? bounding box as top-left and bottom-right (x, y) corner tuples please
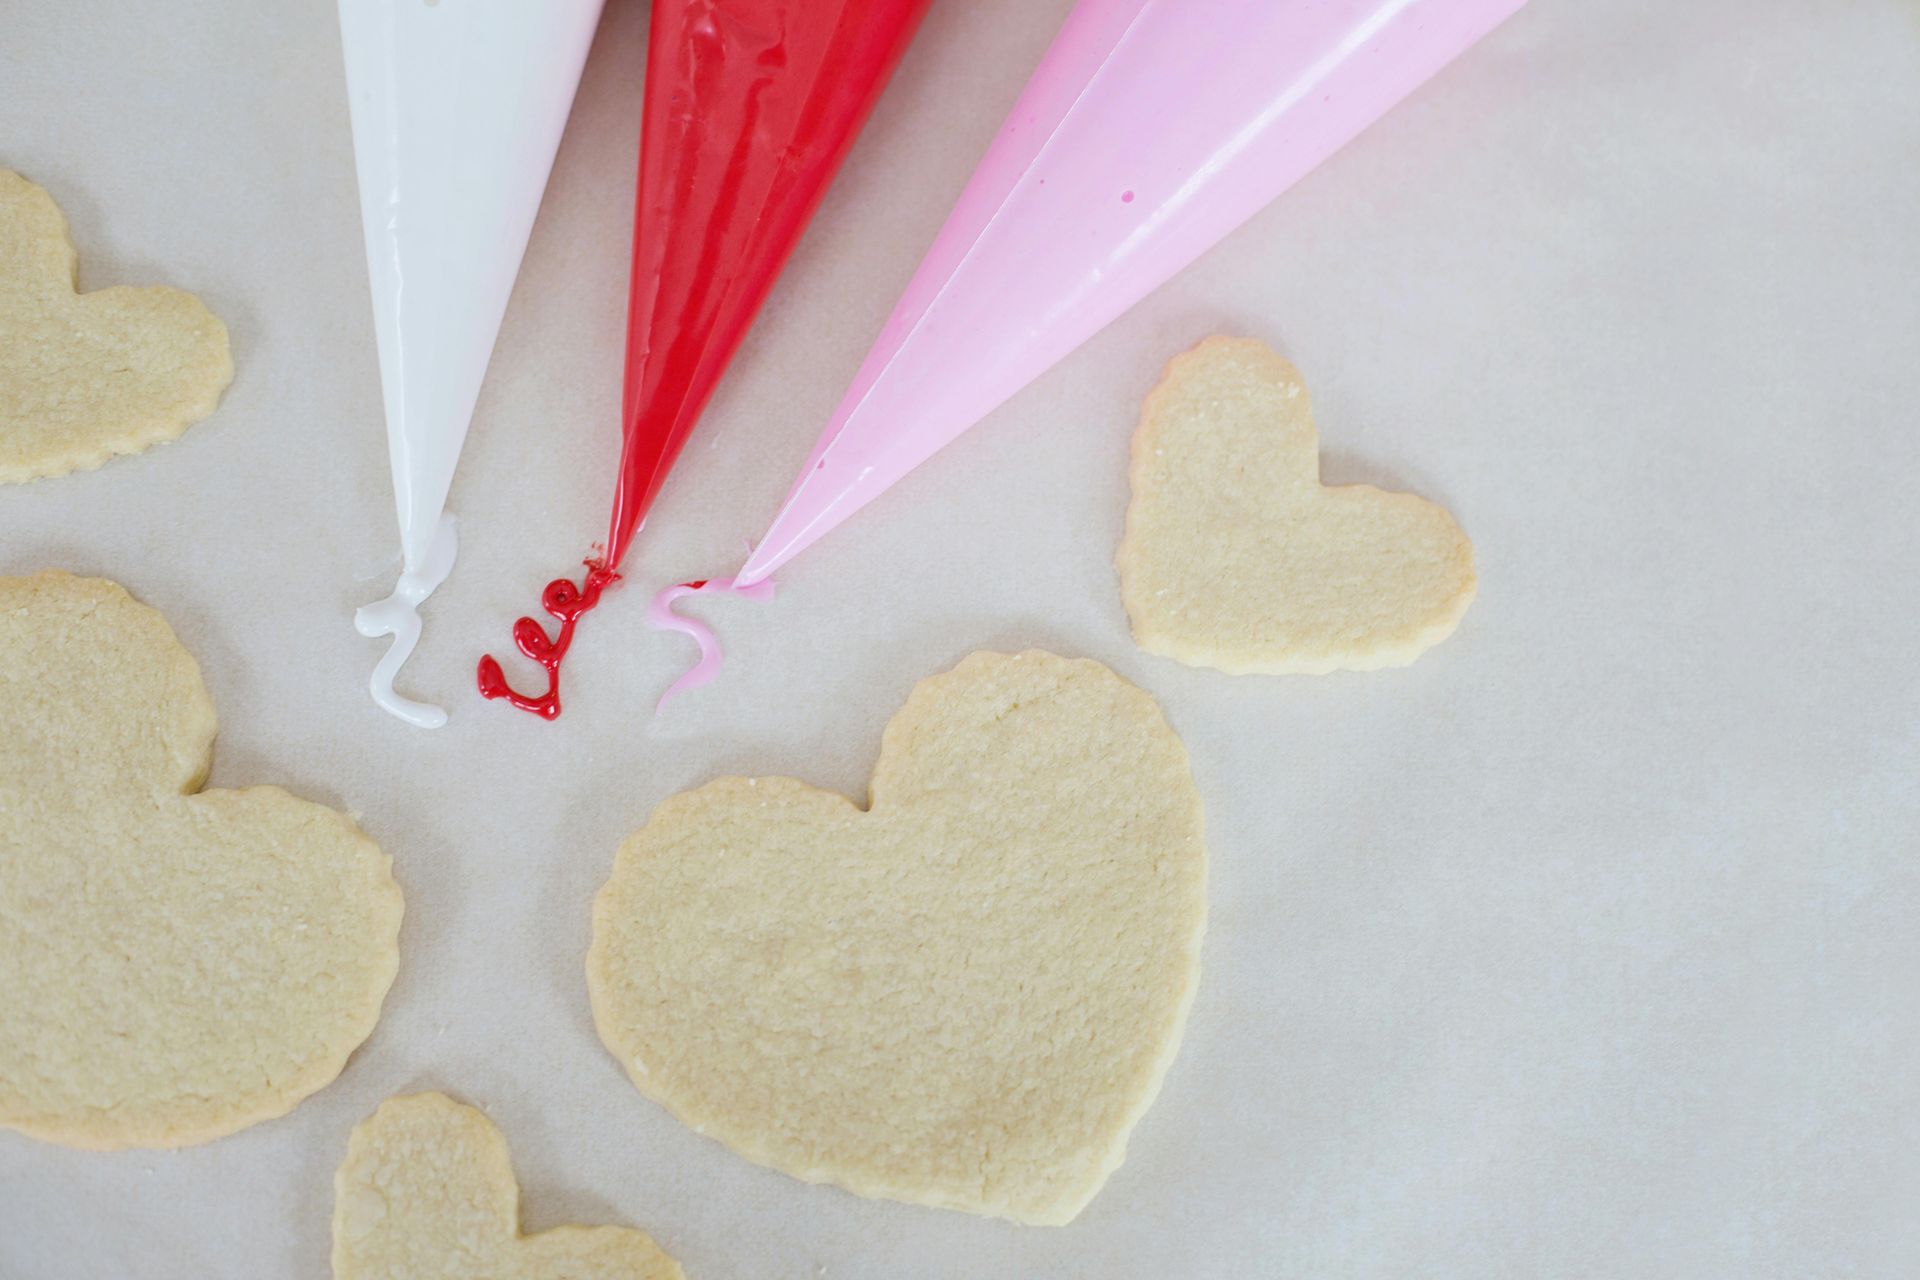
(333, 1092), (683, 1280)
(1118, 337), (1476, 673)
(0, 572), (403, 1149)
(588, 650), (1206, 1225)
(0, 170), (233, 483)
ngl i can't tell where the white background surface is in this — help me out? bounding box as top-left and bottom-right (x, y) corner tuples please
(4, 1), (1918, 1276)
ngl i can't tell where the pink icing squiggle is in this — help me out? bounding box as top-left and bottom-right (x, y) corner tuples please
(645, 576), (776, 711)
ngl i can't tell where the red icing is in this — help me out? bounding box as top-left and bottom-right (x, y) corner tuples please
(476, 564), (618, 720)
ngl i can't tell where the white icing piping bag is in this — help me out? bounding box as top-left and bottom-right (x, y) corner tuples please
(339, 0), (604, 727)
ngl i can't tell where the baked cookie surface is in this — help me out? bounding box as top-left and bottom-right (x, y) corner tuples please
(589, 650), (1206, 1225)
(0, 571), (402, 1149)
(333, 1092), (683, 1280)
(0, 170), (232, 483)
(1118, 337), (1476, 673)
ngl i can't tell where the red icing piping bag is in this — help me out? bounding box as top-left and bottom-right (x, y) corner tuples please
(479, 0), (933, 718)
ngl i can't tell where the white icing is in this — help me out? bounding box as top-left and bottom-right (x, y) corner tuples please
(355, 516), (458, 729)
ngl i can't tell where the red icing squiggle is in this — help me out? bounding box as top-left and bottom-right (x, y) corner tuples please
(476, 563), (618, 719)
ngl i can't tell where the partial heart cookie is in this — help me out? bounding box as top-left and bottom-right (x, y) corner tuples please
(333, 1093), (683, 1280)
(589, 650), (1207, 1225)
(1118, 337), (1476, 673)
(0, 572), (402, 1149)
(0, 170), (233, 483)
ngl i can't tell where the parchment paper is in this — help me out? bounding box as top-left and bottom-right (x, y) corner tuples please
(3, 1), (1916, 1275)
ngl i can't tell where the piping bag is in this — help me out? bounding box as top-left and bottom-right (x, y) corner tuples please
(341, 0), (605, 728)
(659, 0), (1529, 693)
(478, 0), (933, 720)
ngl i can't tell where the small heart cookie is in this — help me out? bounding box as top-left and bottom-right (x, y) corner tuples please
(1118, 337), (1476, 673)
(333, 1093), (683, 1280)
(589, 650), (1206, 1225)
(0, 572), (403, 1149)
(0, 170), (233, 483)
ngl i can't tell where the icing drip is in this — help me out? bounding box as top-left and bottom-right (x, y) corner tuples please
(355, 516), (459, 730)
(476, 562), (618, 720)
(646, 576), (776, 710)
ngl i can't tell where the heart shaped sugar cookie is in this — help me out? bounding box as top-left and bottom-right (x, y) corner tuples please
(0, 572), (403, 1149)
(589, 650), (1207, 1225)
(1117, 337), (1476, 673)
(0, 170), (233, 483)
(333, 1093), (683, 1280)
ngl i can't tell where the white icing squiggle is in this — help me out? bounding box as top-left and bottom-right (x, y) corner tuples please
(355, 515), (459, 729)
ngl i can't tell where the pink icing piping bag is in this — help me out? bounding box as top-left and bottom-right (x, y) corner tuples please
(731, 0), (1528, 587)
(645, 577), (776, 709)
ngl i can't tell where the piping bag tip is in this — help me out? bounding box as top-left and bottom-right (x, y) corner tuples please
(478, 559), (619, 720)
(646, 575), (776, 712)
(356, 515), (459, 730)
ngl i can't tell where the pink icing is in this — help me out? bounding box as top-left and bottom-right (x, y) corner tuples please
(645, 576), (777, 711)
